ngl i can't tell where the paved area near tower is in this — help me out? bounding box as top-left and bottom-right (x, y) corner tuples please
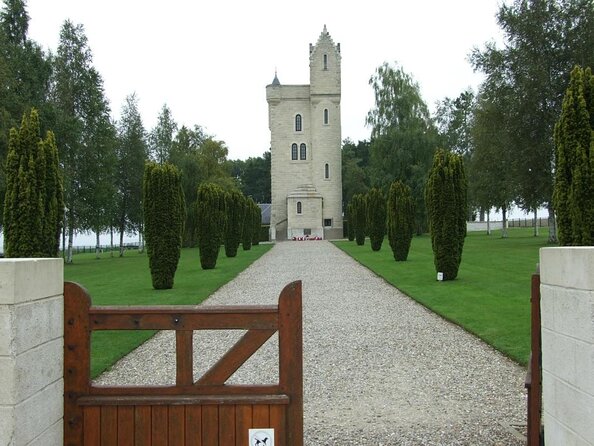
(97, 241), (526, 445)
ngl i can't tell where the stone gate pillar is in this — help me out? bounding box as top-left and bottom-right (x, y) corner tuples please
(540, 247), (594, 445)
(0, 258), (64, 446)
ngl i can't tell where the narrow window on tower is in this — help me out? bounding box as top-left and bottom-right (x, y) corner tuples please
(291, 143), (298, 160)
(297, 201), (302, 214)
(324, 108), (329, 125)
(295, 114), (302, 132)
(323, 54), (328, 70)
(300, 143), (307, 160)
(325, 163), (329, 179)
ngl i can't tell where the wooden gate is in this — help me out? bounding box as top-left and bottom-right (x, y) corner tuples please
(64, 281), (303, 446)
(525, 273), (543, 446)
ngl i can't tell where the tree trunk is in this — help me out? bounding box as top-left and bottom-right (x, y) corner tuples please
(548, 204), (558, 243)
(479, 208), (485, 222)
(119, 226), (125, 257)
(502, 206), (508, 238)
(487, 210), (491, 235)
(138, 223), (144, 254)
(67, 225), (74, 263)
(110, 226), (114, 258)
(534, 207), (539, 237)
(62, 217), (66, 261)
(95, 230), (101, 259)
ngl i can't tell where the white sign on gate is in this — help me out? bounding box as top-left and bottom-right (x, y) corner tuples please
(249, 428), (275, 446)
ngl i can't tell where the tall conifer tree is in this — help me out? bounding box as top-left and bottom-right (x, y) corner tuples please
(387, 180), (414, 261)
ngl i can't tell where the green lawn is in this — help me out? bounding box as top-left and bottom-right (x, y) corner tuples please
(64, 244), (273, 377)
(334, 228), (551, 365)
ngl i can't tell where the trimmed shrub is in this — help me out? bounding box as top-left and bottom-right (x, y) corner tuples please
(252, 202), (262, 246)
(425, 149), (467, 280)
(346, 203), (355, 241)
(224, 190), (245, 257)
(3, 109), (63, 257)
(143, 162), (185, 289)
(196, 183), (226, 269)
(242, 197), (256, 251)
(351, 193), (366, 246)
(365, 187), (386, 251)
(387, 180), (414, 261)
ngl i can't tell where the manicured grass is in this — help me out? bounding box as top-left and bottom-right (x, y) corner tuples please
(64, 244), (273, 377)
(334, 228), (552, 365)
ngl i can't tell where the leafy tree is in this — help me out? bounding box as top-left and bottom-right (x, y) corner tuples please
(342, 139), (370, 207)
(366, 62), (438, 234)
(3, 109), (62, 257)
(351, 193), (366, 246)
(224, 190), (245, 257)
(115, 93), (147, 256)
(386, 180), (414, 261)
(196, 182), (226, 269)
(233, 151), (271, 203)
(149, 104), (177, 164)
(426, 149), (467, 280)
(471, 0), (594, 242)
(553, 65), (594, 245)
(365, 187), (386, 251)
(143, 162), (185, 289)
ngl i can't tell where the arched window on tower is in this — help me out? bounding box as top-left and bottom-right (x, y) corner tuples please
(325, 163), (329, 179)
(295, 114), (302, 132)
(323, 54), (328, 70)
(300, 143), (307, 160)
(324, 108), (329, 125)
(291, 143), (298, 160)
(297, 201), (302, 214)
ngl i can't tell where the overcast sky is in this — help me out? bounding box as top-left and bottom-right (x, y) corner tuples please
(26, 0), (505, 161)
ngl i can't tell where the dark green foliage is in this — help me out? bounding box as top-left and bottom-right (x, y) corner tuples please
(365, 188), (386, 251)
(242, 197), (256, 251)
(387, 181), (414, 261)
(553, 65), (594, 245)
(351, 193), (366, 246)
(346, 203), (355, 241)
(252, 203), (262, 246)
(196, 183), (226, 269)
(224, 190), (245, 257)
(3, 109), (63, 257)
(425, 149), (467, 280)
(143, 162), (185, 289)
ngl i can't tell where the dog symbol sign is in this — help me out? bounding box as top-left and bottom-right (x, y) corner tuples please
(249, 428), (274, 446)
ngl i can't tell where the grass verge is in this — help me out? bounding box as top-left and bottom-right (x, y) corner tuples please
(334, 228), (551, 365)
(64, 244), (273, 378)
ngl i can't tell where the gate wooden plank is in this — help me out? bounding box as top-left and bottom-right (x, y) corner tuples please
(83, 406), (101, 446)
(252, 405), (270, 428)
(197, 329), (276, 385)
(100, 406), (117, 446)
(270, 405), (286, 445)
(152, 406), (168, 446)
(219, 406), (236, 445)
(176, 331), (193, 386)
(185, 406), (202, 446)
(117, 406), (134, 446)
(234, 405), (252, 446)
(134, 406), (151, 446)
(201, 405), (218, 444)
(168, 405), (185, 445)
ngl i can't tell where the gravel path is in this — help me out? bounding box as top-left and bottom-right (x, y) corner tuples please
(97, 241), (527, 445)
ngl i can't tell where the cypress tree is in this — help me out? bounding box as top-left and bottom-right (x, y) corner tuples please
(346, 202), (355, 241)
(387, 180), (414, 261)
(252, 202), (262, 246)
(224, 190), (245, 257)
(196, 182), (226, 269)
(143, 162), (185, 289)
(554, 65), (594, 245)
(365, 187), (386, 251)
(351, 193), (366, 246)
(425, 149), (467, 280)
(242, 197), (256, 251)
(3, 109), (63, 257)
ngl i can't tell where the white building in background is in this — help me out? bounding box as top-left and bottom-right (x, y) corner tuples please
(266, 26), (343, 241)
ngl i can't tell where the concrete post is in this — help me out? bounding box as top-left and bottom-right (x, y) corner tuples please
(540, 247), (594, 445)
(0, 258), (64, 446)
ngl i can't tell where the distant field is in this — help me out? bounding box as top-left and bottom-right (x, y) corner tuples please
(64, 244), (273, 377)
(334, 228), (552, 365)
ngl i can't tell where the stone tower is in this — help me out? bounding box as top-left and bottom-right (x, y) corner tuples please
(266, 25), (343, 241)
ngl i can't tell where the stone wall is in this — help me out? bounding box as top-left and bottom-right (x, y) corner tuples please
(540, 247), (594, 445)
(0, 258), (64, 446)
